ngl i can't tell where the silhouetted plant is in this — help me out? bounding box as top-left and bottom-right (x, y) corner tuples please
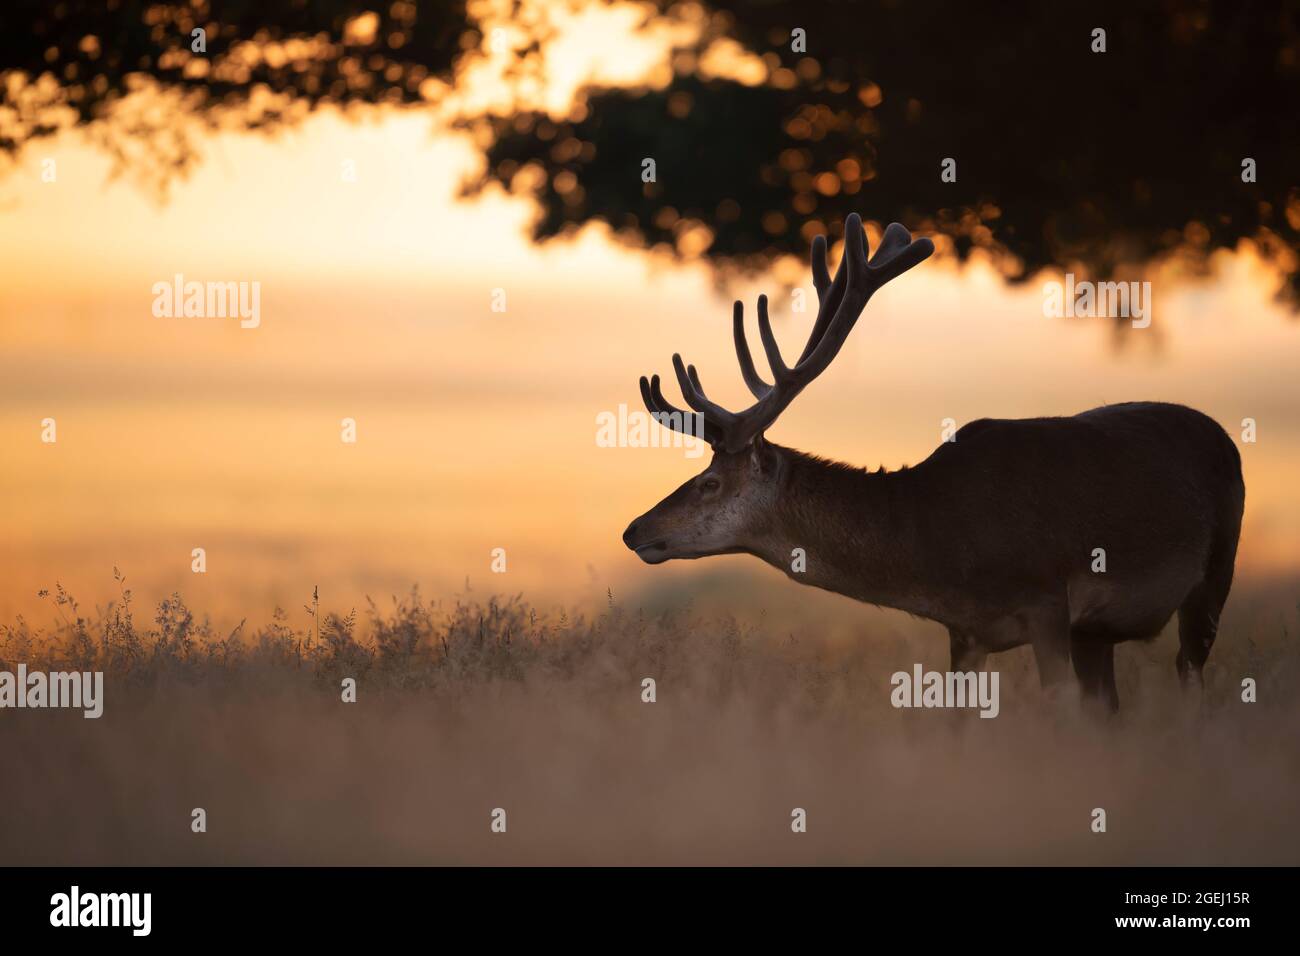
(4, 2), (1297, 302)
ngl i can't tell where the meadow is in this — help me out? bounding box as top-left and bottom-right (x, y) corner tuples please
(1, 569), (1297, 865)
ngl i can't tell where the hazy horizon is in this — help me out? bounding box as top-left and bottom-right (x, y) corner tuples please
(2, 7), (1298, 629)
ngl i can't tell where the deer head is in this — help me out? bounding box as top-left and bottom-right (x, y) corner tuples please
(623, 213), (933, 564)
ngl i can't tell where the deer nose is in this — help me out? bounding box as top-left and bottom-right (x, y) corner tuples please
(622, 520), (639, 548)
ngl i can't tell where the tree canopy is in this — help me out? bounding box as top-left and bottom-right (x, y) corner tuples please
(3, 1), (1298, 303)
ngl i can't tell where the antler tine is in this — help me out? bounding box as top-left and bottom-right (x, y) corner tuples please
(810, 233), (831, 301)
(684, 363), (724, 416)
(638, 374), (677, 420)
(754, 294), (791, 383)
(639, 374), (724, 446)
(732, 300), (772, 399)
(671, 354), (739, 428)
(784, 213), (873, 380)
(869, 221), (914, 266)
(868, 221), (935, 281)
(722, 214), (932, 452)
(796, 227), (853, 365)
(637, 213), (932, 455)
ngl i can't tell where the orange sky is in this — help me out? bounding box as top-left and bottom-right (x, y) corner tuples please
(1, 10), (1298, 626)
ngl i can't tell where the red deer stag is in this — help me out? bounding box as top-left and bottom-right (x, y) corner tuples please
(623, 213), (1245, 712)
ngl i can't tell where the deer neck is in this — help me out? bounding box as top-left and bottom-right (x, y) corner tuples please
(751, 448), (948, 620)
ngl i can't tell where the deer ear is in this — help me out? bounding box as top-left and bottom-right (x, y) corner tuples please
(749, 434), (778, 475)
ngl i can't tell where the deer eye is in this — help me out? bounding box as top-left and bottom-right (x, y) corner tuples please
(700, 476), (721, 493)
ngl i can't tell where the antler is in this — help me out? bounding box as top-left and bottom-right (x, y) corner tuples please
(639, 213), (934, 454)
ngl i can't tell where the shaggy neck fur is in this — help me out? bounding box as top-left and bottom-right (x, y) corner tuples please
(749, 446), (952, 620)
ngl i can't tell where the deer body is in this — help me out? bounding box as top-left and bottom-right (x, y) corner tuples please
(740, 403), (1242, 702)
(622, 214), (1244, 711)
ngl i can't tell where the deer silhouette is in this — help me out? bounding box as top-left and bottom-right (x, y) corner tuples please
(623, 213), (1244, 711)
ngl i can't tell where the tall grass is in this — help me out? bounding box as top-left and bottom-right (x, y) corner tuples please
(1, 570), (1297, 865)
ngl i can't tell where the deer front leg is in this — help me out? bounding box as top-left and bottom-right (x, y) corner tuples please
(947, 627), (988, 671)
(1023, 601), (1073, 695)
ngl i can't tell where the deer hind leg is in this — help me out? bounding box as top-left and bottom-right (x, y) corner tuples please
(1176, 582), (1227, 690)
(1178, 524), (1239, 689)
(1070, 635), (1119, 714)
